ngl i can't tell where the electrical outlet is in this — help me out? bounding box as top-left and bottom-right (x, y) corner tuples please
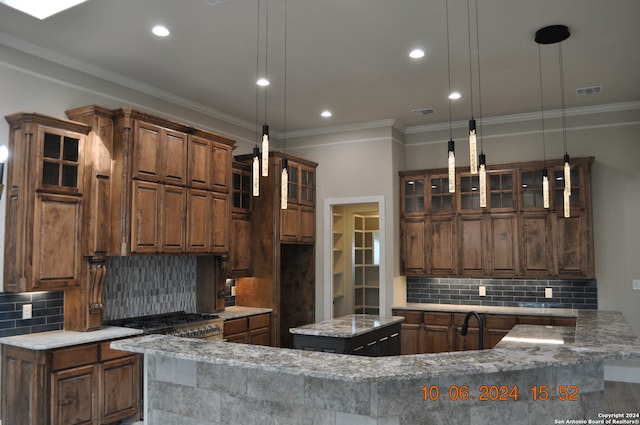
(479, 286), (486, 297)
(22, 304), (32, 319)
(633, 280), (640, 290)
(545, 287), (553, 298)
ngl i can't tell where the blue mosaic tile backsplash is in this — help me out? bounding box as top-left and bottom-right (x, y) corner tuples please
(406, 276), (597, 309)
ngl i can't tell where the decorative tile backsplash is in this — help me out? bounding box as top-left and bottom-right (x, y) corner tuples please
(103, 256), (198, 320)
(0, 291), (64, 337)
(406, 276), (597, 309)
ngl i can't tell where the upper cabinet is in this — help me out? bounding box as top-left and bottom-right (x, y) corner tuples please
(67, 106), (236, 257)
(229, 162), (252, 277)
(280, 157), (317, 243)
(3, 113), (89, 292)
(400, 157), (594, 279)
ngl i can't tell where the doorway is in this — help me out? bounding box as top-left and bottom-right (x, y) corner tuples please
(329, 202), (380, 318)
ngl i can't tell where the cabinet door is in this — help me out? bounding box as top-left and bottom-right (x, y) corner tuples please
(187, 189), (210, 253)
(459, 215), (486, 276)
(100, 356), (140, 424)
(299, 165), (315, 206)
(489, 214), (519, 276)
(33, 193), (82, 290)
(38, 126), (85, 195)
(52, 364), (98, 425)
(210, 192), (230, 253)
(211, 141), (232, 193)
(188, 135), (211, 189)
(402, 218), (427, 275)
(280, 205), (300, 242)
(131, 180), (161, 253)
(286, 162), (299, 204)
(132, 121), (162, 182)
(161, 185), (186, 253)
(230, 213), (252, 276)
(299, 206), (315, 242)
(556, 213), (589, 278)
(162, 129), (188, 186)
(520, 212), (553, 276)
(429, 216), (457, 275)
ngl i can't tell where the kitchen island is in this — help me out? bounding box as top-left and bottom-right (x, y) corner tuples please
(112, 310), (640, 425)
(290, 314), (403, 356)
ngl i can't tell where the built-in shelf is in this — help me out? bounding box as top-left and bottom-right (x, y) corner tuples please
(353, 214), (379, 315)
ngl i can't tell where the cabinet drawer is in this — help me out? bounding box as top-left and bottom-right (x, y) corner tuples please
(392, 310), (422, 324)
(100, 341), (135, 361)
(424, 312), (452, 326)
(453, 312), (482, 327)
(224, 318), (248, 335)
(518, 315), (552, 326)
(485, 314), (517, 330)
(552, 317), (577, 327)
(52, 344), (99, 371)
(249, 314), (270, 330)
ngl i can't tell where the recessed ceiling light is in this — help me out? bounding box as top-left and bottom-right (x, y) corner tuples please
(449, 92), (461, 100)
(321, 110), (332, 118)
(409, 49), (425, 59)
(152, 25), (170, 37)
(0, 0), (89, 19)
(256, 78), (270, 87)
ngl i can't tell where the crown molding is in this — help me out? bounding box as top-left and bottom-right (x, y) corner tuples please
(0, 33), (256, 132)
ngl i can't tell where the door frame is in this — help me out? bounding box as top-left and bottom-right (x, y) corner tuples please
(323, 196), (386, 320)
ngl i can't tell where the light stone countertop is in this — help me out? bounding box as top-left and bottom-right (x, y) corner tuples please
(289, 314), (404, 338)
(112, 310), (640, 383)
(217, 306), (273, 320)
(392, 302), (578, 317)
(0, 326), (143, 350)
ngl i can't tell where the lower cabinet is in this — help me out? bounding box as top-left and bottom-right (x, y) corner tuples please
(223, 313), (272, 346)
(392, 309), (577, 354)
(2, 339), (140, 425)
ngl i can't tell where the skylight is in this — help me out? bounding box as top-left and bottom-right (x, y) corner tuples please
(0, 0), (89, 20)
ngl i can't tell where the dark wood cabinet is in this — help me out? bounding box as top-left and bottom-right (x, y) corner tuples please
(229, 163), (252, 277)
(3, 113), (89, 293)
(223, 313), (272, 346)
(2, 339), (140, 425)
(393, 309), (577, 353)
(399, 157), (594, 278)
(280, 160), (316, 243)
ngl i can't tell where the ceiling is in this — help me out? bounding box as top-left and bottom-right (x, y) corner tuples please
(0, 0), (639, 134)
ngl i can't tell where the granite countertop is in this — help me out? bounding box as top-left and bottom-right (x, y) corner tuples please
(0, 327), (144, 350)
(393, 302), (578, 317)
(217, 306), (273, 320)
(112, 310), (640, 383)
(289, 314), (404, 338)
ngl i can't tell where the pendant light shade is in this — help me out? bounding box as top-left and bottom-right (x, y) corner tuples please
(252, 146), (260, 196)
(478, 152), (487, 207)
(281, 157), (288, 210)
(448, 140), (456, 193)
(261, 124), (269, 176)
(469, 119), (477, 174)
(542, 168), (550, 209)
(563, 153), (571, 218)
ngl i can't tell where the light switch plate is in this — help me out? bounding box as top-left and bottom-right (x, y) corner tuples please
(479, 286), (486, 296)
(545, 287), (553, 298)
(633, 280), (640, 290)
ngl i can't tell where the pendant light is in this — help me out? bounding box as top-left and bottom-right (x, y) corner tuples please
(471, 0), (487, 207)
(536, 44), (550, 209)
(260, 0), (271, 177)
(445, 0), (455, 193)
(535, 24), (571, 217)
(466, 0), (477, 175)
(280, 0), (289, 210)
(252, 0), (262, 196)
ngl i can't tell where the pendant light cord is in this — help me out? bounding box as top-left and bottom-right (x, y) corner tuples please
(474, 0), (483, 152)
(445, 0), (453, 140)
(467, 0), (474, 119)
(283, 0), (287, 152)
(558, 42), (568, 155)
(538, 44), (547, 167)
(263, 0), (269, 126)
(255, 0), (261, 148)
